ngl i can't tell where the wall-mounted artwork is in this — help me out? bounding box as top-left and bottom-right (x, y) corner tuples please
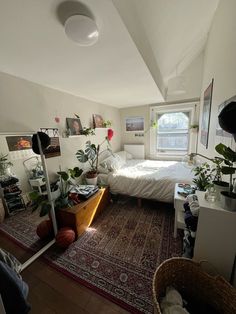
(200, 79), (214, 148)
(6, 136), (32, 151)
(93, 114), (104, 128)
(66, 117), (83, 135)
(40, 128), (61, 159)
(125, 117), (144, 132)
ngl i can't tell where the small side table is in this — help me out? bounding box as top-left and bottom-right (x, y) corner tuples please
(173, 183), (187, 238)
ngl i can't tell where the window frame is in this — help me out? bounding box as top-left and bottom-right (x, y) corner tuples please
(150, 103), (198, 160)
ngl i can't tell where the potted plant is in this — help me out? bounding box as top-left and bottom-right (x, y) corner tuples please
(211, 156), (229, 199)
(76, 129), (114, 185)
(215, 143), (236, 211)
(0, 154), (13, 178)
(192, 162), (213, 191)
(190, 124), (199, 132)
(103, 120), (112, 128)
(30, 167), (83, 217)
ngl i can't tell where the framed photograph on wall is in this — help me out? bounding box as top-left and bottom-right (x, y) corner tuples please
(6, 136), (32, 151)
(66, 117), (83, 135)
(40, 128), (61, 158)
(125, 117), (144, 132)
(93, 114), (104, 128)
(200, 79), (214, 148)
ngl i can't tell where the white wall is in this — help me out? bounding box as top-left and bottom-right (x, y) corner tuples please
(0, 71), (121, 190)
(197, 0), (236, 159)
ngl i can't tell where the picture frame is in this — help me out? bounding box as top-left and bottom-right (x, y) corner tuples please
(6, 136), (32, 151)
(200, 79), (214, 148)
(66, 117), (83, 136)
(125, 117), (144, 132)
(40, 128), (61, 159)
(93, 114), (104, 128)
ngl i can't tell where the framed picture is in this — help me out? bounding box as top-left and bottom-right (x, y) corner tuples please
(40, 128), (61, 159)
(125, 117), (144, 132)
(93, 114), (104, 128)
(66, 118), (83, 136)
(6, 136), (32, 151)
(200, 79), (214, 148)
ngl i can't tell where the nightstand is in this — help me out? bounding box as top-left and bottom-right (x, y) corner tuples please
(173, 183), (187, 238)
(57, 187), (110, 238)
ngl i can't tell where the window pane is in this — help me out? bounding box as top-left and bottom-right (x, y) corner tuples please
(157, 111), (189, 153)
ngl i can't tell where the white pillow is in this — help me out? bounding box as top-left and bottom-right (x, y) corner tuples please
(100, 154), (124, 172)
(115, 151), (127, 163)
(126, 151), (133, 160)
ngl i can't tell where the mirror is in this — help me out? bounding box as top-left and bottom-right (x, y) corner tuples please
(0, 132), (56, 260)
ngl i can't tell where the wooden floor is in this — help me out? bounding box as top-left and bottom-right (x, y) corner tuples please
(0, 234), (130, 314)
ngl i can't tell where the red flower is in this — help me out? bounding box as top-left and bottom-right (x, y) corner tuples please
(107, 129), (114, 141)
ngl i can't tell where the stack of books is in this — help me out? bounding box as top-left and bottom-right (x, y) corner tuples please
(69, 185), (99, 199)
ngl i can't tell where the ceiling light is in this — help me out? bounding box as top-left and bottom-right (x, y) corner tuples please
(65, 15), (99, 46)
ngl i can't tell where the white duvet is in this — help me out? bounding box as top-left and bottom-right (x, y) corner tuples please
(105, 159), (193, 203)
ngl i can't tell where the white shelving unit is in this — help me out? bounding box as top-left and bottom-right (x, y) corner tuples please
(194, 191), (236, 281)
(173, 183), (187, 238)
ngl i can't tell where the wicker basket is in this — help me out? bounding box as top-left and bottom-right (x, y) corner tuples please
(152, 257), (236, 314)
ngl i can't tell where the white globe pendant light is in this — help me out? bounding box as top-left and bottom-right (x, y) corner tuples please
(65, 15), (99, 46)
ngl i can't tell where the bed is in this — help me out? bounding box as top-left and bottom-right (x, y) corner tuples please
(98, 147), (193, 203)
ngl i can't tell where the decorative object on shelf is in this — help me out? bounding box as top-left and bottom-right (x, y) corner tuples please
(6, 136), (32, 151)
(66, 117), (83, 136)
(76, 129), (114, 185)
(215, 143), (236, 211)
(125, 116), (144, 132)
(200, 79), (214, 148)
(79, 127), (95, 136)
(102, 120), (112, 128)
(93, 114), (104, 128)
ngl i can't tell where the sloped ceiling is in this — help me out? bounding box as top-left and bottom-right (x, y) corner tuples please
(0, 0), (219, 108)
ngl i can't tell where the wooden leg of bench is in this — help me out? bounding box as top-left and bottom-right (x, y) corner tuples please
(137, 198), (142, 208)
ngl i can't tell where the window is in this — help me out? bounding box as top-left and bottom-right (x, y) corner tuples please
(156, 111), (190, 155)
(150, 103), (198, 159)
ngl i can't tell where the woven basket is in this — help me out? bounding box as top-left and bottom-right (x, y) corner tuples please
(152, 257), (236, 314)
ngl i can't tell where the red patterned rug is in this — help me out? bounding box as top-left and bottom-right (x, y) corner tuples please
(0, 197), (182, 313)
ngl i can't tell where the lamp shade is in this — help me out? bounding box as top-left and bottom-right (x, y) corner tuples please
(65, 15), (99, 46)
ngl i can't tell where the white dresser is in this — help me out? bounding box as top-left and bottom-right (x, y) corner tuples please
(194, 191), (236, 282)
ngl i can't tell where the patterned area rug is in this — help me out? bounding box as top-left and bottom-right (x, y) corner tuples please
(0, 197), (182, 313)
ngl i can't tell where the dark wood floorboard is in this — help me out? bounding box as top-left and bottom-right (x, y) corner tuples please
(0, 234), (130, 314)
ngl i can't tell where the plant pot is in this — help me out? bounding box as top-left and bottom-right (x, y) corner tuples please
(86, 176), (98, 185)
(85, 171), (98, 185)
(213, 181), (229, 200)
(221, 191), (236, 211)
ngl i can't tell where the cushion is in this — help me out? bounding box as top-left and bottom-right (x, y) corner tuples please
(100, 154), (124, 172)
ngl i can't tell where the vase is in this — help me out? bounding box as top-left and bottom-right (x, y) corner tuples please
(86, 176), (98, 185)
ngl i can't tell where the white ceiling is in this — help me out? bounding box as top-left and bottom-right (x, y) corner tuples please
(0, 0), (219, 108)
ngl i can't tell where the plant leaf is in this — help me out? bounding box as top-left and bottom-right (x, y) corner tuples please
(57, 171), (69, 181)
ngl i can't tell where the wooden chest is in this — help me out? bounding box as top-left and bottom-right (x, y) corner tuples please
(57, 187), (110, 238)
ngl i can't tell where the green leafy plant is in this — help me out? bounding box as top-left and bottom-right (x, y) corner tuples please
(0, 154), (13, 176)
(192, 162), (213, 191)
(79, 127), (95, 136)
(103, 120), (112, 128)
(30, 167), (83, 217)
(215, 143), (236, 196)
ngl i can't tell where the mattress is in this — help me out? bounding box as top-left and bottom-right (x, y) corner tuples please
(106, 159), (193, 203)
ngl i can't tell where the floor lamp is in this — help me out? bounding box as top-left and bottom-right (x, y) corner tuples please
(21, 132), (58, 271)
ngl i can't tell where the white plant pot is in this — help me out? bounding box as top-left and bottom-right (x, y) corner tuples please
(86, 176), (98, 185)
(51, 188), (61, 201)
(213, 182), (229, 201)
